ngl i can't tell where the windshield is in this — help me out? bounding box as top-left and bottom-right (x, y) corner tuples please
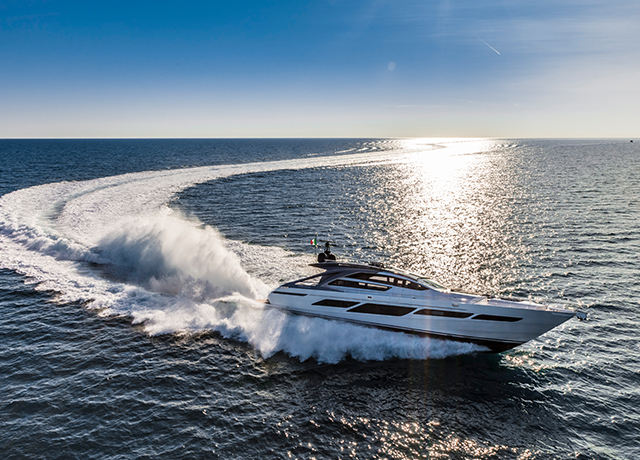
(416, 278), (448, 291)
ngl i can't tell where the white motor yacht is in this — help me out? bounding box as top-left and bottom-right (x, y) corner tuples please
(267, 261), (581, 352)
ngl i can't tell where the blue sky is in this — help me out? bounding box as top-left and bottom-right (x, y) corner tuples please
(1, 0), (639, 138)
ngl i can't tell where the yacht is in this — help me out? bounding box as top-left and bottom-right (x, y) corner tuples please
(267, 261), (581, 352)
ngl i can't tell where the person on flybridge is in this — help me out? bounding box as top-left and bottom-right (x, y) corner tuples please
(312, 239), (336, 263)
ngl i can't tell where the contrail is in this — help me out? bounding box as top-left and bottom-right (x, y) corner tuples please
(476, 36), (501, 55)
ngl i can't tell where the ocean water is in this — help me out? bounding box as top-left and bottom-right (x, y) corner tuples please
(0, 138), (638, 459)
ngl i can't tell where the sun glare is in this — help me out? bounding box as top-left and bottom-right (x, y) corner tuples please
(383, 139), (512, 292)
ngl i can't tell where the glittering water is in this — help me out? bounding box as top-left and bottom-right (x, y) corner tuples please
(1, 138), (638, 459)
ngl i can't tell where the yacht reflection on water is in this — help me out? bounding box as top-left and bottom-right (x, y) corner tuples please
(267, 246), (583, 352)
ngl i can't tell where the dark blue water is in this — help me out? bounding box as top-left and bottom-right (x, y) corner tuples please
(1, 139), (638, 459)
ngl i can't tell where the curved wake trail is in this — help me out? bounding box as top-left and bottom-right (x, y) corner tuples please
(0, 146), (483, 362)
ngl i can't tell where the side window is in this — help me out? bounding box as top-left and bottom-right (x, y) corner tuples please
(328, 279), (391, 291)
(405, 280), (428, 291)
(368, 275), (397, 286)
(330, 272), (427, 291)
(348, 273), (399, 287)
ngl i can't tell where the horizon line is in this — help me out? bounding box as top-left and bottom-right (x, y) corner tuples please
(1, 136), (637, 141)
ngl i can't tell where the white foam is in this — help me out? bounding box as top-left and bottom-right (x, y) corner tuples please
(0, 143), (486, 361)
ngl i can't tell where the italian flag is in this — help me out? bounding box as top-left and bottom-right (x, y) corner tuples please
(310, 238), (317, 246)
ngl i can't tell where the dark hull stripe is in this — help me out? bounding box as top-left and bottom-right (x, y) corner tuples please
(271, 290), (308, 297)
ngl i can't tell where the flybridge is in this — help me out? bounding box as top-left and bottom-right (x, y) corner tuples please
(309, 261), (386, 270)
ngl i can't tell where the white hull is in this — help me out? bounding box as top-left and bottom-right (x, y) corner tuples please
(267, 264), (575, 352)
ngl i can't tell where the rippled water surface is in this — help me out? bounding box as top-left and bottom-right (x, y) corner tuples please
(1, 138), (638, 459)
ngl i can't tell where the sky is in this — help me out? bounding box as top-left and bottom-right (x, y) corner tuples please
(1, 0), (639, 138)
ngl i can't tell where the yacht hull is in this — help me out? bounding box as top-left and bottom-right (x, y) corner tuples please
(267, 285), (575, 353)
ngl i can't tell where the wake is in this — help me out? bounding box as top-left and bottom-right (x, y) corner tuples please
(0, 145), (485, 362)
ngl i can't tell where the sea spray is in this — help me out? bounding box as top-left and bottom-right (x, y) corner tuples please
(0, 145), (485, 362)
(96, 213), (267, 299)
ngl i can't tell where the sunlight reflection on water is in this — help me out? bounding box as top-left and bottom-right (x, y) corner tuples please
(366, 139), (524, 295)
